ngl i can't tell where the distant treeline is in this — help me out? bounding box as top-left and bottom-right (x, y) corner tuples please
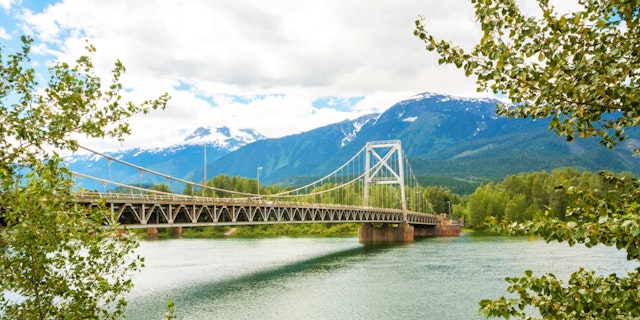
(417, 176), (484, 195)
(191, 174), (461, 215)
(108, 173), (461, 216)
(462, 168), (636, 229)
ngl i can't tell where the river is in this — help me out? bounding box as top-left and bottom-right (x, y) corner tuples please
(124, 233), (638, 319)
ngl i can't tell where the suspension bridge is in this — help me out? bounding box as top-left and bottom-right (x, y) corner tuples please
(72, 140), (460, 242)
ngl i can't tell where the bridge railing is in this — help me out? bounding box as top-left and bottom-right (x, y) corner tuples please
(74, 192), (413, 214)
(77, 191), (224, 203)
(74, 192), (439, 227)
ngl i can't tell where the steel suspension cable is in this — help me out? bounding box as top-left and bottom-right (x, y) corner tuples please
(271, 144), (368, 196)
(76, 145), (262, 198)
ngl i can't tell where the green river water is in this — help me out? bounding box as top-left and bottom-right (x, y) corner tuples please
(125, 233), (638, 319)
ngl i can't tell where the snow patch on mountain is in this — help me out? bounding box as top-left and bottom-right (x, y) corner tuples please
(66, 125), (265, 166)
(408, 92), (439, 101)
(409, 91), (495, 104)
(132, 149), (147, 157)
(341, 117), (374, 147)
(182, 126), (265, 151)
(403, 116), (417, 123)
(66, 153), (104, 164)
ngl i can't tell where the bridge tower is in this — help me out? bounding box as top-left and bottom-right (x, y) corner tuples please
(363, 140), (408, 222)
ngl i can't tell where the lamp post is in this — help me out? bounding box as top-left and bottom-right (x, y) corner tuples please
(257, 166), (263, 195)
(447, 200), (451, 217)
(203, 143), (207, 197)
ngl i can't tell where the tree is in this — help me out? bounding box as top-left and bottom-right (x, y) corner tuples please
(415, 0), (639, 150)
(504, 193), (528, 221)
(415, 0), (640, 318)
(149, 183), (171, 193)
(467, 183), (493, 228)
(0, 36), (169, 319)
(423, 186), (456, 214)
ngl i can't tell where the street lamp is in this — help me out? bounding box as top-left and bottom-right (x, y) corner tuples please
(447, 200), (452, 217)
(203, 143), (207, 197)
(257, 167), (263, 195)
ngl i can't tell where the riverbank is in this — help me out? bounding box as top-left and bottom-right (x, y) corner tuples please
(131, 223), (361, 239)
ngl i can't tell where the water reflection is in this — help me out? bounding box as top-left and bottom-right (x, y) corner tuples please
(126, 237), (376, 319)
(125, 235), (639, 320)
(186, 245), (373, 296)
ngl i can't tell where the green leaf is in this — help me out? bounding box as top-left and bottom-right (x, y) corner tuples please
(414, 1), (640, 318)
(0, 35), (167, 319)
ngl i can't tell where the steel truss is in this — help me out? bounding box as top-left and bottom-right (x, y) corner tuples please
(76, 192), (438, 228)
(364, 140), (408, 220)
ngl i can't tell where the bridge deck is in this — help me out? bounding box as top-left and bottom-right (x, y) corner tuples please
(76, 192), (438, 228)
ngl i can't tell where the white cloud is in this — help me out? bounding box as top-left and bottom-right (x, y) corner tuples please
(11, 0), (498, 152)
(0, 0), (16, 11)
(0, 27), (9, 40)
(517, 0), (582, 17)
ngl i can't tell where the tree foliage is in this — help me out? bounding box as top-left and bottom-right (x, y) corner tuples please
(482, 171), (640, 319)
(415, 0), (640, 318)
(191, 174), (457, 216)
(415, 0), (639, 150)
(0, 36), (168, 319)
(464, 169), (619, 229)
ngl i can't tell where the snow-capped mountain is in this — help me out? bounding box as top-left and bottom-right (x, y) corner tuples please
(182, 126), (264, 151)
(190, 113), (380, 184)
(69, 92), (640, 192)
(202, 92), (640, 184)
(68, 126), (264, 191)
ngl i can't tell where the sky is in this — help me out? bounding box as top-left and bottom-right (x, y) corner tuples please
(0, 0), (578, 152)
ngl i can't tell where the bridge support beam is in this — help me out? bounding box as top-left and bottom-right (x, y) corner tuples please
(358, 223), (414, 243)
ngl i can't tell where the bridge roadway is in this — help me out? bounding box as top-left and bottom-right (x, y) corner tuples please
(75, 192), (438, 229)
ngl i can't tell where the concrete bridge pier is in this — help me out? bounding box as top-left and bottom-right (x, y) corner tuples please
(147, 227), (158, 240)
(358, 223), (414, 243)
(145, 227), (183, 239)
(172, 226), (183, 238)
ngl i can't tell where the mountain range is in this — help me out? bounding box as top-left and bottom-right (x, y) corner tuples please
(68, 92), (640, 193)
(67, 126), (264, 191)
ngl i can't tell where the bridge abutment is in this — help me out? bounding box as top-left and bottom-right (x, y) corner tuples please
(358, 223), (414, 243)
(359, 216), (461, 242)
(414, 216), (461, 237)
